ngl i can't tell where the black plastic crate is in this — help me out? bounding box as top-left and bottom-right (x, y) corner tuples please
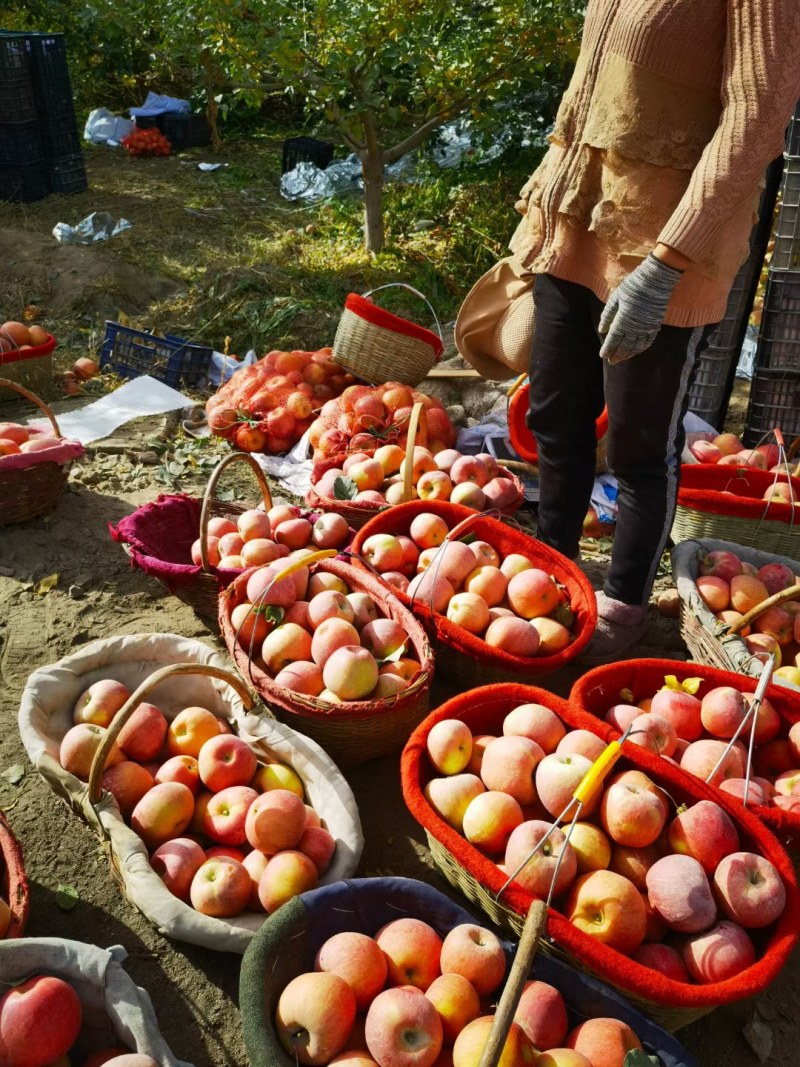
(134, 115), (162, 131)
(282, 136), (334, 174)
(772, 161), (800, 271)
(162, 112), (211, 150)
(0, 34), (31, 79)
(0, 77), (37, 125)
(754, 270), (800, 371)
(744, 367), (800, 445)
(100, 321), (212, 387)
(686, 343), (740, 428)
(0, 159), (49, 202)
(48, 152), (87, 194)
(26, 33), (75, 118)
(786, 101), (800, 158)
(0, 120), (43, 164)
(40, 114), (81, 158)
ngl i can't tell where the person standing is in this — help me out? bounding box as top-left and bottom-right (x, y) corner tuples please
(509, 0), (800, 662)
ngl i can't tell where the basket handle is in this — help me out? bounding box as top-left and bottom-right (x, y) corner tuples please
(87, 663), (256, 804)
(725, 580), (800, 634)
(198, 452), (274, 573)
(478, 900), (547, 1067)
(0, 378), (61, 438)
(506, 373), (527, 399)
(401, 402), (428, 503)
(361, 283), (444, 346)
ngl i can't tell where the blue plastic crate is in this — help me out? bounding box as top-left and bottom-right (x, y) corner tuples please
(100, 321), (212, 388)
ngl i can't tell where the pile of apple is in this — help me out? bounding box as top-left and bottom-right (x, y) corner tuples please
(206, 348), (356, 454)
(596, 671), (800, 814)
(423, 705), (787, 985)
(313, 446), (522, 512)
(361, 515), (575, 658)
(231, 562), (422, 703)
(59, 679), (336, 919)
(0, 318), (50, 354)
(695, 548), (800, 672)
(275, 920), (647, 1067)
(0, 972), (159, 1067)
(0, 421), (64, 460)
(309, 382), (456, 461)
(190, 503), (350, 571)
(689, 434), (799, 503)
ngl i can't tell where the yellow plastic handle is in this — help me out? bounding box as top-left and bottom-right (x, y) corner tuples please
(572, 741), (624, 806)
(269, 549), (337, 584)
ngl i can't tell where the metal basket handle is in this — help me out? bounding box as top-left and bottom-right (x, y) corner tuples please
(361, 283), (444, 346)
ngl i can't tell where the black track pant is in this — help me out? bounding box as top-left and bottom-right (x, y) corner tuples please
(528, 274), (716, 606)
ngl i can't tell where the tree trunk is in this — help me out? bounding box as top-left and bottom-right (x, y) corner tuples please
(361, 147), (385, 253)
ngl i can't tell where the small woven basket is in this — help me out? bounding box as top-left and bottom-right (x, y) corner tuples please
(351, 500), (597, 684)
(401, 683), (800, 1032)
(507, 377), (609, 474)
(0, 377), (80, 526)
(0, 810), (29, 939)
(219, 554), (434, 769)
(673, 461), (800, 558)
(671, 537), (800, 676)
(0, 331), (56, 399)
(332, 284), (444, 386)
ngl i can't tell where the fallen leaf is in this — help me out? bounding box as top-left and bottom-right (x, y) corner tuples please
(333, 476), (358, 501)
(34, 573), (59, 596)
(0, 764), (25, 786)
(55, 884), (79, 911)
(743, 1020), (773, 1063)
(623, 1053), (660, 1067)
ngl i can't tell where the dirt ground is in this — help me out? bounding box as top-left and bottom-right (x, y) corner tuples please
(0, 389), (794, 1067)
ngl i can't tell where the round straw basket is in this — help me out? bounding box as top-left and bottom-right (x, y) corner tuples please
(401, 683), (800, 1031)
(0, 811), (29, 939)
(332, 284), (445, 387)
(671, 537), (800, 677)
(673, 462), (800, 558)
(351, 500), (597, 685)
(240, 877), (696, 1067)
(219, 553), (435, 769)
(0, 378), (80, 525)
(507, 377), (609, 474)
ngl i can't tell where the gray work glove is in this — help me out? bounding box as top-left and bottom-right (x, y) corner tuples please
(599, 253), (684, 365)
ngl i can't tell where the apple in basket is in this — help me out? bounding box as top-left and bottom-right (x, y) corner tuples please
(363, 513), (576, 659)
(423, 705), (789, 984)
(57, 684), (337, 920)
(274, 915), (652, 1066)
(0, 974), (82, 1067)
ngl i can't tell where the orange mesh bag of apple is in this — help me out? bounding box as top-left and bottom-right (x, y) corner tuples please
(111, 452), (355, 626)
(206, 347), (358, 454)
(218, 549), (434, 770)
(401, 683), (800, 1030)
(0, 938), (191, 1067)
(0, 379), (85, 526)
(675, 428), (800, 556)
(350, 501), (596, 686)
(670, 538), (800, 678)
(571, 655), (800, 852)
(306, 385), (525, 528)
(238, 876), (695, 1067)
(18, 633), (363, 952)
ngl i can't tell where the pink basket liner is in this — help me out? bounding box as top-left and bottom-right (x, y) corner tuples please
(0, 438), (84, 471)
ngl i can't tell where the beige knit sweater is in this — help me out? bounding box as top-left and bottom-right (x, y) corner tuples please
(510, 0), (800, 327)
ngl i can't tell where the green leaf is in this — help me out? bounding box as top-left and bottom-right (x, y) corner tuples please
(377, 641), (408, 664)
(624, 1052), (660, 1067)
(216, 488), (236, 502)
(0, 764), (25, 786)
(55, 884), (79, 911)
(265, 605), (285, 625)
(33, 573), (58, 596)
(333, 476), (358, 501)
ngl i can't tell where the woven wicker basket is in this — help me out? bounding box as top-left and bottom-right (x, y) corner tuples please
(0, 377), (81, 526)
(673, 463), (800, 557)
(220, 554), (435, 769)
(351, 500), (597, 685)
(239, 877), (696, 1067)
(0, 810), (29, 939)
(333, 285), (444, 386)
(507, 377), (609, 474)
(671, 537), (800, 676)
(401, 683), (800, 1032)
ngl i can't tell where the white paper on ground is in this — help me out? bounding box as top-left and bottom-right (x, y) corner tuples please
(28, 376), (192, 445)
(252, 431), (312, 498)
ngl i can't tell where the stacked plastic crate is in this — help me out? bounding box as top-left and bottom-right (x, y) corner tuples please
(744, 102), (800, 445)
(0, 31), (86, 202)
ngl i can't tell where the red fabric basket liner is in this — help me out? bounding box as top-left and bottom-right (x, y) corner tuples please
(508, 382), (609, 465)
(344, 293), (444, 357)
(0, 332), (56, 366)
(571, 658), (800, 850)
(351, 500), (597, 673)
(0, 437), (83, 472)
(678, 464), (800, 524)
(401, 683), (800, 1010)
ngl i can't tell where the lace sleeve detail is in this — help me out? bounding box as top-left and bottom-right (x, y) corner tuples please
(659, 0), (800, 262)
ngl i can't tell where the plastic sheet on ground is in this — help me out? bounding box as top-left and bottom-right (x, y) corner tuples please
(209, 349), (257, 388)
(53, 212), (132, 245)
(27, 376), (192, 445)
(84, 107), (133, 146)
